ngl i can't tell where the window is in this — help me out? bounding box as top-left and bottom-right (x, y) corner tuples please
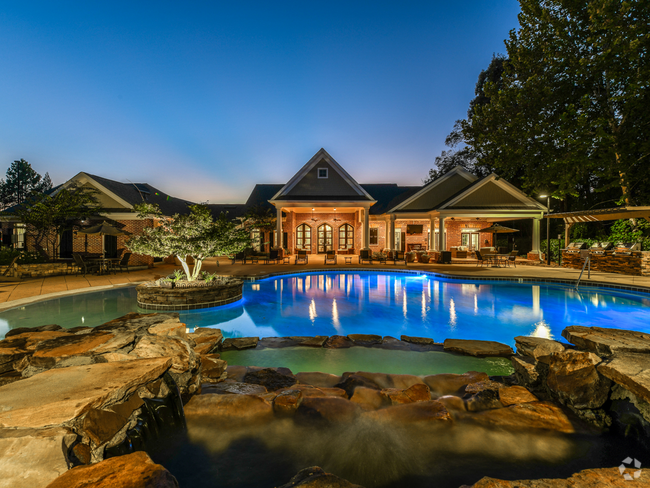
(251, 230), (261, 252)
(296, 224), (311, 249)
(369, 228), (378, 245)
(317, 168), (328, 179)
(339, 224), (354, 249)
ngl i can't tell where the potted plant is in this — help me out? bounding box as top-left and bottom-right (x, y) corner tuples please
(405, 251), (416, 263)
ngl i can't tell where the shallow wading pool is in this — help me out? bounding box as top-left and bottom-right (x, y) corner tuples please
(2, 271), (650, 344)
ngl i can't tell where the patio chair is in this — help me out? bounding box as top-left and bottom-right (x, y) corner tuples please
(73, 253), (101, 276)
(265, 249), (281, 264)
(505, 255), (517, 268)
(324, 250), (337, 265)
(112, 252), (133, 273)
(295, 250), (308, 265)
(231, 251), (246, 264)
(374, 253), (388, 265)
(359, 249), (371, 264)
(392, 250), (406, 265)
(475, 251), (487, 267)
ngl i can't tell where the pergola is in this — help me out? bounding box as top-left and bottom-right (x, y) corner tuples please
(546, 206), (650, 242)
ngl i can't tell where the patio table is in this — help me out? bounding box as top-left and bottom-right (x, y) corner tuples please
(89, 258), (119, 275)
(485, 254), (509, 267)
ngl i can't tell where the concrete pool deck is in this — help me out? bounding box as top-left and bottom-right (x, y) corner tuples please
(1, 255), (649, 310)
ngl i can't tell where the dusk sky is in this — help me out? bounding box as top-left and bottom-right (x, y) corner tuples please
(1, 2), (521, 203)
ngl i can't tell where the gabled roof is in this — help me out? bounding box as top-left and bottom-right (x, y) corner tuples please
(360, 184), (420, 214)
(389, 166), (477, 212)
(271, 149), (375, 202)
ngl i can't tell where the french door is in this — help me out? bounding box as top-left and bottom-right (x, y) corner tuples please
(318, 224), (333, 253)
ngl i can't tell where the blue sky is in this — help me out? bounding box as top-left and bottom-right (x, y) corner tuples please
(0, 1), (521, 203)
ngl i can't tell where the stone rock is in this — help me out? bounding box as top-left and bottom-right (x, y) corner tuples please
(443, 339), (513, 358)
(467, 401), (575, 433)
(82, 393), (144, 446)
(323, 335), (353, 348)
(400, 335), (434, 345)
(296, 336), (328, 347)
(88, 332), (136, 355)
(598, 352), (650, 404)
(465, 389), (503, 412)
(335, 374), (381, 397)
(514, 336), (565, 360)
(184, 393), (273, 426)
(547, 350), (611, 409)
(221, 337), (259, 350)
(278, 466), (365, 488)
(470, 466), (646, 487)
(381, 384), (431, 405)
(294, 397), (360, 425)
(562, 325), (650, 356)
(4, 324), (63, 338)
(498, 386), (538, 406)
(188, 327), (223, 352)
(148, 319), (187, 338)
(244, 367), (297, 390)
(225, 365), (247, 382)
(273, 389), (303, 417)
(464, 380), (504, 395)
(340, 371), (424, 390)
(101, 352), (132, 362)
(350, 386), (388, 410)
(276, 384), (346, 398)
(129, 334), (198, 375)
(193, 343), (213, 355)
(96, 312), (181, 334)
(379, 336), (413, 351)
(435, 395), (466, 413)
(44, 451), (179, 488)
(0, 357), (171, 429)
(511, 355), (540, 388)
(0, 427), (76, 488)
(201, 380), (268, 396)
(200, 355), (227, 381)
(259, 337), (302, 348)
(423, 371), (489, 397)
(364, 400), (452, 425)
(296, 372), (342, 388)
(347, 334), (382, 346)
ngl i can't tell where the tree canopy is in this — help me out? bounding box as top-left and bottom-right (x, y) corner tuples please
(0, 159), (52, 209)
(461, 0), (650, 208)
(128, 204), (251, 281)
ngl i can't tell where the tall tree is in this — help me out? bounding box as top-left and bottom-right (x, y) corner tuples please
(462, 0), (650, 207)
(0, 159), (52, 209)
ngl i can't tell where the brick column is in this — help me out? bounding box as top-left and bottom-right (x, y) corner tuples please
(389, 215), (395, 251)
(363, 209), (370, 249)
(276, 207), (282, 249)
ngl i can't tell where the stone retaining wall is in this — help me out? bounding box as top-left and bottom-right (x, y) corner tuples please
(0, 262), (76, 278)
(562, 250), (650, 276)
(136, 280), (243, 310)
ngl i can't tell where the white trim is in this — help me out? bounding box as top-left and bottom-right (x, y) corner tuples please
(388, 166), (477, 213)
(271, 148), (375, 202)
(55, 172), (134, 210)
(317, 167), (328, 179)
(438, 174), (547, 211)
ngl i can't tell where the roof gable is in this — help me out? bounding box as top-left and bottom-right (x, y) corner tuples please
(439, 174), (546, 210)
(271, 149), (374, 202)
(390, 166), (477, 212)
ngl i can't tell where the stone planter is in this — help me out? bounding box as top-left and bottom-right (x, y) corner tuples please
(136, 279), (243, 310)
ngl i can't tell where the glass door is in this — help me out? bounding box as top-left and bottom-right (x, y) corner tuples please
(461, 232), (479, 250)
(318, 224), (333, 253)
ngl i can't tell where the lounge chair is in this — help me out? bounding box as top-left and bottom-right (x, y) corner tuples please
(112, 252), (133, 273)
(358, 249), (371, 264)
(475, 251), (487, 267)
(295, 250), (308, 265)
(374, 252), (387, 264)
(324, 250), (337, 265)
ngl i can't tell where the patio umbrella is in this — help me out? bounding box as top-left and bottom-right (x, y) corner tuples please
(78, 221), (132, 237)
(477, 223), (519, 250)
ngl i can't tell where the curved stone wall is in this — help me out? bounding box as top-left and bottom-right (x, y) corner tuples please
(136, 280), (243, 310)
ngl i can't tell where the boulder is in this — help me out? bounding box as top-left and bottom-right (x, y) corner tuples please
(350, 386), (389, 410)
(323, 335), (353, 348)
(379, 336), (413, 351)
(200, 355), (227, 382)
(0, 427), (76, 488)
(467, 401), (575, 433)
(471, 466), (645, 487)
(148, 318), (187, 338)
(273, 389), (303, 417)
(400, 335), (434, 345)
(276, 384), (346, 398)
(547, 350), (611, 409)
(129, 334), (198, 375)
(201, 381), (267, 396)
(82, 393), (144, 446)
(294, 397), (360, 425)
(465, 389), (503, 412)
(243, 367), (297, 390)
(225, 365), (247, 382)
(335, 374), (381, 397)
(4, 324), (63, 338)
(562, 326), (650, 356)
(443, 339), (513, 358)
(347, 334), (382, 346)
(511, 356), (540, 388)
(381, 384), (431, 405)
(464, 380), (504, 395)
(296, 372), (342, 388)
(364, 400), (452, 425)
(44, 451), (179, 488)
(278, 466), (365, 488)
(96, 312), (181, 335)
(221, 337), (259, 350)
(598, 352), (650, 404)
(0, 358), (171, 429)
(296, 336), (328, 347)
(184, 393), (273, 426)
(498, 386), (538, 406)
(514, 336), (565, 360)
(423, 371), (489, 397)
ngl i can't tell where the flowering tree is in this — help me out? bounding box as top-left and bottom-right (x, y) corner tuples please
(128, 203), (251, 281)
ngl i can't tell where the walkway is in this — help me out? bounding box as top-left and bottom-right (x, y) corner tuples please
(1, 256), (649, 311)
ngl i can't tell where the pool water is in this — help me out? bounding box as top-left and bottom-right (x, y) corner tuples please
(1, 271), (650, 345)
(220, 347), (515, 376)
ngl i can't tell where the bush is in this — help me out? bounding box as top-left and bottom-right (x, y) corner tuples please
(0, 247), (48, 265)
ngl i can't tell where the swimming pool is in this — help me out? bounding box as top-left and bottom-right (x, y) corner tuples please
(2, 271), (649, 344)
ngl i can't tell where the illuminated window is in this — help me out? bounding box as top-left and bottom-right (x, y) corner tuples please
(339, 224), (354, 249)
(296, 224), (311, 249)
(369, 228), (378, 246)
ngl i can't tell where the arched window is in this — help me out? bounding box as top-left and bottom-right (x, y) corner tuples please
(339, 224), (354, 250)
(296, 224), (311, 250)
(318, 223), (333, 253)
